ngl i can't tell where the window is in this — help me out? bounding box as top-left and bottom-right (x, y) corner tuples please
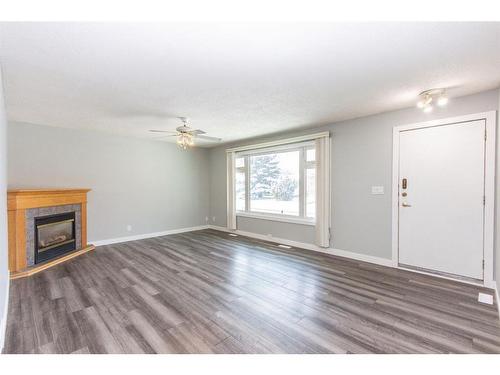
(235, 142), (316, 224)
(227, 132), (329, 245)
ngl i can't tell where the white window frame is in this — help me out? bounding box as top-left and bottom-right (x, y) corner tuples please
(227, 131), (330, 239)
(234, 141), (316, 226)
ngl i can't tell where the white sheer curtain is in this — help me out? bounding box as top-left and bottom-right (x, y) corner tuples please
(315, 137), (330, 247)
(226, 151), (237, 230)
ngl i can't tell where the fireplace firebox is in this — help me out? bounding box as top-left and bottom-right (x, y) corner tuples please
(35, 212), (76, 264)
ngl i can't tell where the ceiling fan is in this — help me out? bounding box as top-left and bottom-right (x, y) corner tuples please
(149, 117), (222, 149)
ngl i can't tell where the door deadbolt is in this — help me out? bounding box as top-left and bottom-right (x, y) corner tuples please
(402, 178), (408, 189)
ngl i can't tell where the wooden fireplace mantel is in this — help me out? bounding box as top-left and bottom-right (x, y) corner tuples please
(7, 188), (94, 279)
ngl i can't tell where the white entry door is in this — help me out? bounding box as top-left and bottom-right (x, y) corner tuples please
(398, 120), (486, 280)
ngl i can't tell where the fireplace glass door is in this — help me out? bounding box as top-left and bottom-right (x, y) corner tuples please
(35, 212), (76, 263)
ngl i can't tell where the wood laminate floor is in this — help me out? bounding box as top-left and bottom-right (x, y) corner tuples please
(3, 229), (500, 354)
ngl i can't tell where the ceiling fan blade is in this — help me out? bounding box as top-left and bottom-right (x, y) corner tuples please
(190, 129), (206, 135)
(154, 134), (178, 138)
(195, 134), (222, 142)
(149, 130), (178, 134)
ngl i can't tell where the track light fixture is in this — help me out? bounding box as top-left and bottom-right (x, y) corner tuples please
(417, 88), (448, 113)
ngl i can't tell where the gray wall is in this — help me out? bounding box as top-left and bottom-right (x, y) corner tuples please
(8, 122), (210, 242)
(0, 68), (9, 349)
(209, 89), (499, 263)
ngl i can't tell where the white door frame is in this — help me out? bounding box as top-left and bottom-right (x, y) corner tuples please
(392, 111), (496, 288)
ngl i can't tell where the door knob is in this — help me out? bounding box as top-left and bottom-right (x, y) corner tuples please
(402, 202), (412, 207)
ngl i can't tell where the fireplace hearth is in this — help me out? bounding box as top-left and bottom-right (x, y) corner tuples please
(35, 212), (76, 263)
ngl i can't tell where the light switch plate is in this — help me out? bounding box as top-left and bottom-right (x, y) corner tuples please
(478, 293), (493, 305)
(371, 186), (384, 195)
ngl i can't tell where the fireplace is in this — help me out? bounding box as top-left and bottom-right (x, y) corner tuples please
(35, 212), (76, 264)
(7, 189), (93, 278)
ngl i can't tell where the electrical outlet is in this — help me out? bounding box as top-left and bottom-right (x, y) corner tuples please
(212, 216), (216, 222)
(205, 216), (209, 223)
(126, 225), (132, 232)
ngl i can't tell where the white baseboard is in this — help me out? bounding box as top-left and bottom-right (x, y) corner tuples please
(91, 225), (210, 246)
(0, 270), (10, 354)
(209, 225), (323, 252)
(325, 247), (395, 268)
(207, 225), (393, 268)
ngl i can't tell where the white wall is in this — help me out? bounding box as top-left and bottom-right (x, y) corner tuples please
(497, 88), (500, 293)
(209, 89), (499, 263)
(8, 122), (211, 242)
(0, 67), (9, 351)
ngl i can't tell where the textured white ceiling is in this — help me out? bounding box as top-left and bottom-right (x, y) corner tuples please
(1, 22), (499, 146)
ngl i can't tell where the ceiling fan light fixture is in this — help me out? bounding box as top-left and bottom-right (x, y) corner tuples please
(177, 132), (194, 149)
(149, 117), (221, 149)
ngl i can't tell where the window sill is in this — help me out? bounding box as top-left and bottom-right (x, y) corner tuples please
(236, 212), (316, 226)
